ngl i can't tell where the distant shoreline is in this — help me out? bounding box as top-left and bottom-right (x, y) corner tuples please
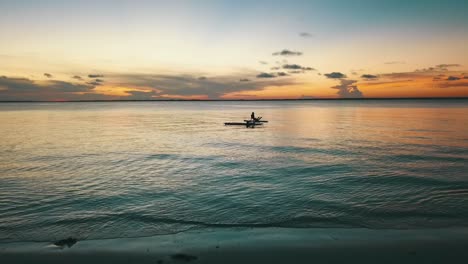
(1, 97), (468, 103)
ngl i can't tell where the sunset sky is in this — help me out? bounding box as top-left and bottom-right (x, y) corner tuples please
(1, 0), (467, 101)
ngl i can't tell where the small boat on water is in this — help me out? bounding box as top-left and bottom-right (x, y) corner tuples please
(225, 117), (268, 127)
(224, 121), (264, 126)
(243, 120), (268, 123)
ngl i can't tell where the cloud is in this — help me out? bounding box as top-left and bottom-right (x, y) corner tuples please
(72, 75), (83, 80)
(111, 72), (295, 99)
(44, 73), (53, 78)
(277, 72), (288, 76)
(270, 67), (280, 70)
(272, 49), (303, 56)
(282, 64), (302, 70)
(88, 74), (104, 78)
(361, 74), (379, 80)
(331, 79), (363, 98)
(299, 32), (313, 38)
(123, 90), (158, 100)
(0, 76), (44, 92)
(446, 76), (461, 81)
(324, 72), (347, 79)
(381, 72), (428, 79)
(436, 80), (468, 89)
(362, 70), (468, 90)
(282, 64), (316, 72)
(1, 70), (298, 101)
(0, 76), (95, 101)
(416, 67), (435, 72)
(415, 64), (461, 72)
(436, 64), (461, 68)
(87, 78), (104, 86)
(256, 72), (276, 78)
(198, 76), (207, 80)
(45, 81), (95, 92)
(259, 61), (268, 65)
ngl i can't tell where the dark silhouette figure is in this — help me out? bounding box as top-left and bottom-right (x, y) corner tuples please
(251, 112), (260, 122)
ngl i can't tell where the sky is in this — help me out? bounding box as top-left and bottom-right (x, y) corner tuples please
(0, 0), (467, 101)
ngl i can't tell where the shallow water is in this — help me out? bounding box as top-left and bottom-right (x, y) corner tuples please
(1, 100), (468, 242)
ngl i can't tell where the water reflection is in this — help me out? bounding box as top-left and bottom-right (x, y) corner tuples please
(0, 100), (467, 242)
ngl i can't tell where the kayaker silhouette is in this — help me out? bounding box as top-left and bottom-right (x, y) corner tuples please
(251, 112), (260, 122)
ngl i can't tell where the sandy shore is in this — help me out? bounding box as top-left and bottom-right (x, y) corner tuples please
(1, 227), (468, 263)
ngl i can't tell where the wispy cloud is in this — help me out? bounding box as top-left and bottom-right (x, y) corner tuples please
(256, 72), (276, 78)
(87, 78), (104, 86)
(436, 64), (461, 68)
(299, 32), (313, 38)
(363, 69), (468, 91)
(44, 73), (53, 78)
(438, 82), (468, 88)
(88, 74), (104, 78)
(272, 49), (303, 56)
(122, 90), (158, 100)
(361, 74), (379, 80)
(282, 64), (316, 71)
(415, 64), (461, 72)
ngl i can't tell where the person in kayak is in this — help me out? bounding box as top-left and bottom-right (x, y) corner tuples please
(251, 112), (261, 122)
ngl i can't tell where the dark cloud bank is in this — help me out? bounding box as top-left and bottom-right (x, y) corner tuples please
(0, 76), (96, 101)
(0, 64), (307, 101)
(111, 73), (295, 99)
(0, 73), (296, 101)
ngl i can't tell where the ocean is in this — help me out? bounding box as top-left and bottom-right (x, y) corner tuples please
(1, 100), (468, 243)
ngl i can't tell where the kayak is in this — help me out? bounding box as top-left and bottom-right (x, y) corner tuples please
(244, 120), (268, 123)
(225, 122), (263, 126)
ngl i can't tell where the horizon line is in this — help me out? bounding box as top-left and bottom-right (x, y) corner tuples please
(1, 97), (468, 103)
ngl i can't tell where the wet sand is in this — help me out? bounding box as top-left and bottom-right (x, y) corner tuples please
(1, 227), (468, 264)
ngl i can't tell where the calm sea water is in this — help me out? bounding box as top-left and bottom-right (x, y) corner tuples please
(1, 100), (468, 242)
